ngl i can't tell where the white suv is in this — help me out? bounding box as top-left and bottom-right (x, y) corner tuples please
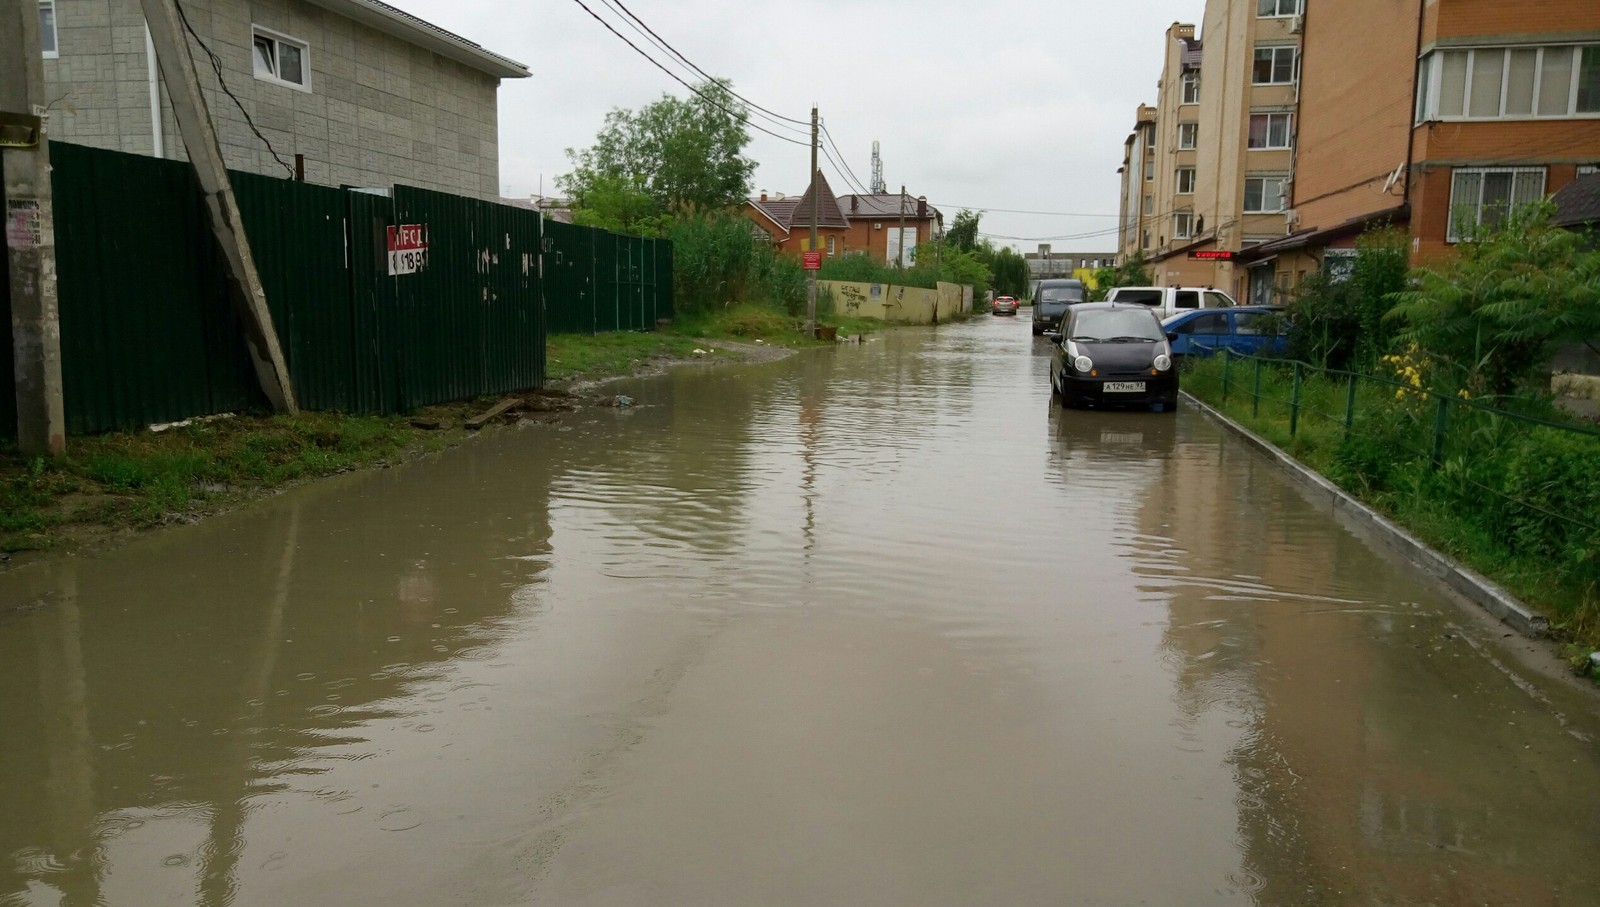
(1104, 286), (1237, 319)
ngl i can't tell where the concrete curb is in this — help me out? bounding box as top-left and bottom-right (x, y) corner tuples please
(1182, 391), (1551, 639)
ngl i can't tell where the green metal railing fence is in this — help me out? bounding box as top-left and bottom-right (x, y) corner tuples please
(1207, 349), (1600, 564)
(5, 142), (674, 439)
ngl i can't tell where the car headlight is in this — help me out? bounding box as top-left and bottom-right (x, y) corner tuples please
(1073, 355), (1093, 372)
(1154, 353), (1171, 371)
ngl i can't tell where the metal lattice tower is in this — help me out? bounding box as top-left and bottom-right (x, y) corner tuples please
(870, 141), (885, 194)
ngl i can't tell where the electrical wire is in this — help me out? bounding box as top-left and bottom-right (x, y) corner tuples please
(566, 0), (810, 148)
(819, 123), (872, 194)
(172, 0), (294, 177)
(593, 0), (811, 140)
(599, 0), (812, 128)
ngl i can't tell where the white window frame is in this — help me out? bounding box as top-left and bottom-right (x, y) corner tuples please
(1247, 112), (1293, 149)
(1447, 166), (1546, 242)
(1258, 0), (1301, 16)
(1252, 46), (1298, 85)
(1243, 176), (1288, 214)
(1181, 72), (1201, 105)
(826, 235), (836, 256)
(1175, 167), (1196, 195)
(39, 0), (58, 59)
(1580, 164), (1599, 175)
(1417, 44), (1600, 122)
(1174, 211), (1194, 240)
(1177, 122), (1198, 149)
(252, 26), (312, 92)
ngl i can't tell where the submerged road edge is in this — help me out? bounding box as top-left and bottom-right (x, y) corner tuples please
(1181, 391), (1551, 639)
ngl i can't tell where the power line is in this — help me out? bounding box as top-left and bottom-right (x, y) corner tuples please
(566, 0), (811, 148)
(931, 203), (1122, 218)
(173, 0), (293, 177)
(593, 0), (811, 140)
(819, 139), (871, 196)
(819, 123), (872, 194)
(599, 0), (812, 128)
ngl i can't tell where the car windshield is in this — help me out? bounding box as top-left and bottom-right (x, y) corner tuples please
(1069, 308), (1163, 342)
(1040, 287), (1085, 303)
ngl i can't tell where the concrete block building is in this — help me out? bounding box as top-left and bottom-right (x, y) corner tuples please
(38, 0), (528, 199)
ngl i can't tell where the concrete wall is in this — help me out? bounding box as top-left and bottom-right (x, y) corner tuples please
(821, 280), (970, 324)
(43, 0), (504, 199)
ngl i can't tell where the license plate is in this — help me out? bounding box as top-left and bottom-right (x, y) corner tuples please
(1103, 381), (1146, 393)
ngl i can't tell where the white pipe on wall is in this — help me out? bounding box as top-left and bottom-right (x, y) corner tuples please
(145, 23), (164, 157)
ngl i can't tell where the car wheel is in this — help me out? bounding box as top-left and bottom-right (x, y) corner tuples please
(1031, 324), (1043, 336)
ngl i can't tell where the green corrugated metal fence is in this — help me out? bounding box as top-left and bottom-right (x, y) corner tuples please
(0, 221), (15, 443)
(51, 142), (259, 435)
(32, 142), (586, 436)
(543, 222), (674, 334)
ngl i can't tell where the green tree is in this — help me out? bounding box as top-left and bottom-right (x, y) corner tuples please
(1088, 253), (1153, 300)
(946, 209), (982, 252)
(559, 80), (756, 232)
(1285, 228), (1409, 370)
(1387, 204), (1600, 397)
(985, 244), (1031, 298)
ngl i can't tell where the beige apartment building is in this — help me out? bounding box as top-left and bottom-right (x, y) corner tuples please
(1117, 0), (1303, 302)
(1117, 105), (1157, 260)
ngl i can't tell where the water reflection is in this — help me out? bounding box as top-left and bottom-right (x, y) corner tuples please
(1141, 419), (1600, 904)
(0, 442), (555, 906)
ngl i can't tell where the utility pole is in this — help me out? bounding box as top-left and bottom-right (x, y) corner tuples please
(806, 104), (818, 337)
(897, 185), (907, 269)
(2, 0), (66, 455)
(139, 0), (297, 414)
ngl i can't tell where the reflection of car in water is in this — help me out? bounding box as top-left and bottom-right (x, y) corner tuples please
(1047, 406), (1180, 464)
(1162, 306), (1288, 366)
(1050, 303), (1179, 413)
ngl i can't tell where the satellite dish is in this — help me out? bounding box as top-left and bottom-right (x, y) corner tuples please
(1381, 163), (1405, 195)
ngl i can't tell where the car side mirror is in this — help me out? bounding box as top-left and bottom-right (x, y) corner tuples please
(1165, 332), (1179, 342)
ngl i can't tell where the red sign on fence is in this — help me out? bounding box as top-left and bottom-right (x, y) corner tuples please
(802, 251), (823, 270)
(386, 224), (429, 275)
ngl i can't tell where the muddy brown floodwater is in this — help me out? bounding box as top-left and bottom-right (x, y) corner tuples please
(4, 316), (1600, 906)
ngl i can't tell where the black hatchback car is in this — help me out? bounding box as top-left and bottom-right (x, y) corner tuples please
(1031, 278), (1086, 336)
(1049, 303), (1179, 412)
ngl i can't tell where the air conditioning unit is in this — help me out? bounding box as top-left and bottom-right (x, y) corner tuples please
(1285, 208), (1300, 227)
(873, 222), (883, 230)
(1289, 14), (1304, 33)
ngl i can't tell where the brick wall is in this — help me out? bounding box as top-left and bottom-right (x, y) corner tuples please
(43, 0), (504, 199)
(1293, 0), (1417, 232)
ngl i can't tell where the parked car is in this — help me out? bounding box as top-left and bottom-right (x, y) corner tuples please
(1032, 278), (1087, 336)
(992, 295), (1020, 316)
(1161, 306), (1289, 365)
(1050, 302), (1178, 412)
(1104, 285), (1237, 319)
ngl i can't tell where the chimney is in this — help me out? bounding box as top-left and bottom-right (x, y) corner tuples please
(760, 191), (768, 202)
(916, 196), (927, 218)
(851, 196), (859, 213)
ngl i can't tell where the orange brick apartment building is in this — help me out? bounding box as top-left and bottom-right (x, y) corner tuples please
(1240, 0), (1600, 286)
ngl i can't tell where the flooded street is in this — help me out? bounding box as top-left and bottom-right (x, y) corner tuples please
(5, 315), (1600, 906)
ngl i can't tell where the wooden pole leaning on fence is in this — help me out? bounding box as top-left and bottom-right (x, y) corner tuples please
(138, 0), (297, 414)
(1, 0), (66, 454)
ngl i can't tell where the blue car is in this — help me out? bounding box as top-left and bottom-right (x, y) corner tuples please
(1161, 306), (1288, 364)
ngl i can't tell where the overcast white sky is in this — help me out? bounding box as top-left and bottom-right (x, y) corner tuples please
(393, 0), (1201, 252)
